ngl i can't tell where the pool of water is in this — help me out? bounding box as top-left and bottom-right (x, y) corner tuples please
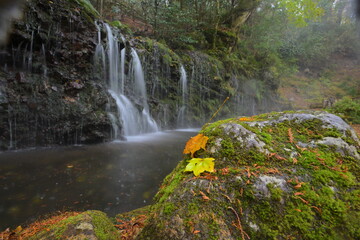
(0, 129), (199, 230)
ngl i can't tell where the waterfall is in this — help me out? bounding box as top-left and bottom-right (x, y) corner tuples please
(130, 48), (149, 109)
(41, 44), (48, 77)
(177, 65), (187, 127)
(120, 48), (125, 94)
(27, 30), (34, 71)
(94, 22), (106, 81)
(105, 24), (120, 94)
(180, 65), (187, 104)
(99, 23), (158, 137)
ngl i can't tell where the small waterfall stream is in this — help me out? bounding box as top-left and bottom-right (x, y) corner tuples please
(177, 65), (188, 127)
(99, 23), (158, 137)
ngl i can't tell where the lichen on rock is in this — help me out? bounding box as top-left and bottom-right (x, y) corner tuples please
(137, 111), (360, 240)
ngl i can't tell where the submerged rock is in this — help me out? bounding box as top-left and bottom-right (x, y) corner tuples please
(137, 111), (360, 239)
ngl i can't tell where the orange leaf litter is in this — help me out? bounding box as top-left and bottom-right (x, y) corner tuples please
(0, 211), (80, 240)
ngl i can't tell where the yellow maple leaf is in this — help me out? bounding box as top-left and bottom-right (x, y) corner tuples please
(184, 158), (215, 176)
(183, 134), (209, 157)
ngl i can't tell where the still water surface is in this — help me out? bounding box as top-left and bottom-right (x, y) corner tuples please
(0, 129), (198, 230)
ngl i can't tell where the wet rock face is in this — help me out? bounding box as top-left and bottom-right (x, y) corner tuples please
(138, 111), (360, 240)
(0, 0), (112, 150)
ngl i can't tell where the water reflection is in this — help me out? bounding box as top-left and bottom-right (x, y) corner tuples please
(0, 129), (198, 230)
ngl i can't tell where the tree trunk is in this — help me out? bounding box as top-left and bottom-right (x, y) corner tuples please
(212, 0), (220, 49)
(100, 0), (103, 16)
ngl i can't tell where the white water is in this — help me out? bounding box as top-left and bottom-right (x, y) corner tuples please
(94, 22), (106, 81)
(101, 23), (158, 137)
(41, 44), (48, 77)
(27, 31), (34, 71)
(180, 64), (187, 103)
(120, 48), (125, 94)
(131, 48), (148, 109)
(105, 24), (120, 94)
(177, 65), (188, 127)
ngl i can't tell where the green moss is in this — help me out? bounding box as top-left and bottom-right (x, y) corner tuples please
(110, 20), (132, 34)
(138, 111), (360, 239)
(313, 168), (355, 187)
(343, 130), (359, 146)
(163, 203), (176, 215)
(69, 0), (99, 18)
(219, 139), (235, 158)
(258, 131), (272, 144)
(207, 220), (221, 240)
(163, 54), (173, 65)
(88, 211), (119, 239)
(187, 202), (200, 215)
(29, 211), (119, 240)
(155, 161), (187, 204)
(267, 184), (283, 202)
(201, 118), (237, 136)
(323, 128), (343, 138)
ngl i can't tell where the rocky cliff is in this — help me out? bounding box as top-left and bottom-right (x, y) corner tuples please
(0, 0), (283, 150)
(0, 0), (111, 150)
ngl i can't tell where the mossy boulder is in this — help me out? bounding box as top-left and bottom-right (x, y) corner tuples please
(138, 111), (360, 239)
(25, 211), (119, 240)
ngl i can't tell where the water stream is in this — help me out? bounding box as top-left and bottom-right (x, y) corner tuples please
(0, 129), (198, 231)
(177, 64), (188, 128)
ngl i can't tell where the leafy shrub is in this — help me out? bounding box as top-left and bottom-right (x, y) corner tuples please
(330, 97), (360, 124)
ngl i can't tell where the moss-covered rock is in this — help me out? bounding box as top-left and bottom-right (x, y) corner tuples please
(137, 111), (360, 239)
(15, 211), (120, 240)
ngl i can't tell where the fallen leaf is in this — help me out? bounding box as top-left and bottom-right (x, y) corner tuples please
(294, 192), (305, 196)
(220, 168), (229, 175)
(311, 206), (322, 214)
(193, 230), (201, 234)
(294, 182), (304, 189)
(184, 158), (215, 176)
(183, 134), (209, 157)
(64, 96), (76, 103)
(266, 168), (280, 174)
(268, 153), (286, 161)
(294, 209), (302, 212)
(246, 167), (251, 178)
(295, 145), (307, 152)
(288, 128), (294, 143)
(275, 154), (287, 161)
(15, 226), (22, 233)
(295, 196), (309, 205)
(292, 158), (298, 164)
(199, 191), (210, 201)
(239, 117), (255, 121)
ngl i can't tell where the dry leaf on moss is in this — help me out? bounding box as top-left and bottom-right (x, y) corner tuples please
(183, 134), (209, 157)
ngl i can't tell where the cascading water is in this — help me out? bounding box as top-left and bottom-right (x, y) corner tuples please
(177, 65), (187, 127)
(129, 48), (158, 133)
(100, 23), (158, 137)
